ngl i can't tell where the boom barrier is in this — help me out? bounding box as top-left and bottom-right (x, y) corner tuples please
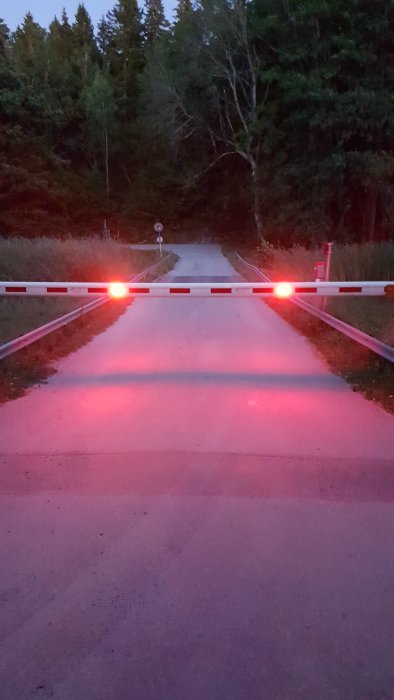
(1, 281), (393, 299)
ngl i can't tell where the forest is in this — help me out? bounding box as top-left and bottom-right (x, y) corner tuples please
(0, 0), (394, 245)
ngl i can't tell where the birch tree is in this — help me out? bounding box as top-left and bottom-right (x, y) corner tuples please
(198, 0), (265, 239)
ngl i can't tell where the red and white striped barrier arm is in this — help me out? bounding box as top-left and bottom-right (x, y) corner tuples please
(0, 281), (393, 298)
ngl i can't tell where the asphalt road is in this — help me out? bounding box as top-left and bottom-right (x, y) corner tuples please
(0, 244), (393, 700)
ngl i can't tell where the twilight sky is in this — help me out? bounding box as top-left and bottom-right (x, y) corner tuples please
(1, 0), (177, 30)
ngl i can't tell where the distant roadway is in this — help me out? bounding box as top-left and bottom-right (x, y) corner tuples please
(0, 245), (393, 699)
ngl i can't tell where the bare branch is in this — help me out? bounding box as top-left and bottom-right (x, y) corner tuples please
(121, 164), (132, 188)
(192, 150), (240, 182)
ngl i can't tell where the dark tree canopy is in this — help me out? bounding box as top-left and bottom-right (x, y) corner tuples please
(1, 0), (394, 243)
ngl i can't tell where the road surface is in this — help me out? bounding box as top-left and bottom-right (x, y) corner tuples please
(0, 244), (393, 700)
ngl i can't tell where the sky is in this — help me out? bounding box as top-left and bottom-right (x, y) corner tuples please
(1, 0), (176, 30)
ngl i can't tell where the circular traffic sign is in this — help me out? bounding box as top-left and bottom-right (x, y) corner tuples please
(154, 222), (163, 233)
(156, 236), (164, 244)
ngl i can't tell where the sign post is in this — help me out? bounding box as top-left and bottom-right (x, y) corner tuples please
(324, 242), (333, 282)
(154, 222), (164, 257)
(323, 242), (333, 310)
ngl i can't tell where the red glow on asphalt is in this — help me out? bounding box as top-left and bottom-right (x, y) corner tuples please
(109, 282), (128, 299)
(274, 282), (294, 299)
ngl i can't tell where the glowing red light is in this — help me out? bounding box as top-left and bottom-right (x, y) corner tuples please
(109, 282), (128, 299)
(274, 282), (294, 299)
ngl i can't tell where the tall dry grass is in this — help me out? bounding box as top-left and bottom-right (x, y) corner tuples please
(0, 237), (172, 346)
(266, 242), (394, 282)
(0, 237), (158, 282)
(262, 242), (394, 345)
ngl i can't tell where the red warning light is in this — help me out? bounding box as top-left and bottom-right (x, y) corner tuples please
(274, 282), (294, 299)
(109, 282), (128, 299)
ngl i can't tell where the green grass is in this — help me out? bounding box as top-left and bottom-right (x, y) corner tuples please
(324, 298), (394, 346)
(0, 298), (85, 345)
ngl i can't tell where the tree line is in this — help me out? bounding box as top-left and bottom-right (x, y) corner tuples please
(1, 0), (393, 245)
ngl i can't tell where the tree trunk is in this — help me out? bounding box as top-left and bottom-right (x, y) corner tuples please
(367, 189), (378, 242)
(105, 127), (109, 199)
(250, 159), (263, 241)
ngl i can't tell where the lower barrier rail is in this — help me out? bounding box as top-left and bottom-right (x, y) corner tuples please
(1, 260), (393, 362)
(0, 257), (171, 361)
(0, 280), (393, 298)
(235, 253), (394, 364)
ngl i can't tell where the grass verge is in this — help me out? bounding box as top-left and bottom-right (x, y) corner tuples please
(0, 237), (160, 282)
(0, 245), (177, 404)
(0, 238), (167, 344)
(238, 241), (394, 282)
(235, 242), (394, 344)
(226, 249), (394, 415)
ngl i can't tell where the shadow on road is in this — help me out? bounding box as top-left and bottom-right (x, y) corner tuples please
(54, 371), (345, 390)
(1, 451), (393, 503)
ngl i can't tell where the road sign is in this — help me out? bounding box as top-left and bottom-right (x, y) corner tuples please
(156, 236), (164, 244)
(154, 222), (163, 233)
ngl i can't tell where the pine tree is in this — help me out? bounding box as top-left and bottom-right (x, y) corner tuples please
(47, 11), (73, 87)
(12, 13), (47, 85)
(174, 0), (193, 23)
(71, 4), (99, 86)
(0, 18), (9, 60)
(143, 0), (168, 44)
(97, 14), (115, 71)
(107, 0), (144, 102)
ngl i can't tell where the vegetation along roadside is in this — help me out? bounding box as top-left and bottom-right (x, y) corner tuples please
(0, 238), (178, 403)
(226, 244), (394, 416)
